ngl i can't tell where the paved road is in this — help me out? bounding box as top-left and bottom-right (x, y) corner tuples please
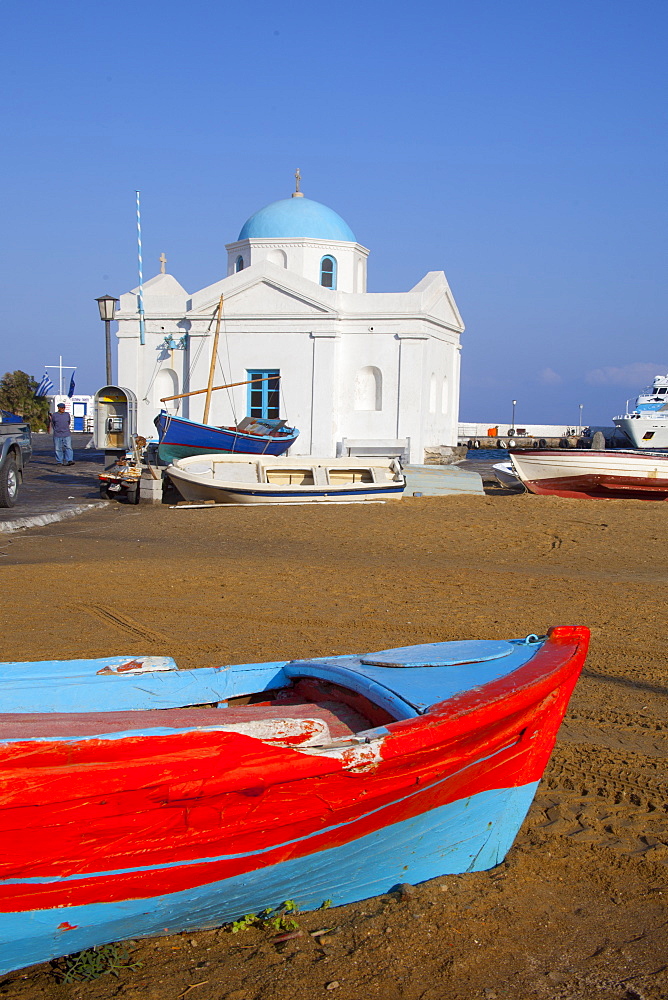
(0, 432), (108, 531)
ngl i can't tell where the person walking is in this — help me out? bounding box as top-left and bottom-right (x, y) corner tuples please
(49, 403), (74, 465)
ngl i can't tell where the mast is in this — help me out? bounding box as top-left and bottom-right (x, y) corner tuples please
(136, 191), (145, 346)
(202, 295), (224, 425)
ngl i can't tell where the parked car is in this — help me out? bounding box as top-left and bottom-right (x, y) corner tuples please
(0, 410), (32, 507)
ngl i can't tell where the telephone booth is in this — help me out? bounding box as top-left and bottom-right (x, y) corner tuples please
(93, 386), (138, 468)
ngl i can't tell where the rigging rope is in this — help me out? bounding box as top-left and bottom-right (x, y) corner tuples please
(142, 354), (164, 404)
(219, 296), (238, 425)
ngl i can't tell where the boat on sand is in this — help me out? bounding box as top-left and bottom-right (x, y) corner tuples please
(0, 626), (589, 974)
(155, 411), (299, 464)
(155, 295), (299, 462)
(165, 453), (406, 504)
(510, 448), (668, 500)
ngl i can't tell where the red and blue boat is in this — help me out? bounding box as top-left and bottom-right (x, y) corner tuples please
(0, 626), (589, 975)
(155, 411), (300, 464)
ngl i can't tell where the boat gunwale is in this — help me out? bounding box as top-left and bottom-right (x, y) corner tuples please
(157, 412), (299, 445)
(0, 628), (588, 756)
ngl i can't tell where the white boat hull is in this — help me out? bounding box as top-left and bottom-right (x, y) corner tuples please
(492, 461), (520, 487)
(613, 414), (668, 449)
(510, 449), (668, 500)
(166, 454), (406, 504)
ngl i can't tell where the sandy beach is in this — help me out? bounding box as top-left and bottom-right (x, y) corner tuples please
(1, 491), (667, 1000)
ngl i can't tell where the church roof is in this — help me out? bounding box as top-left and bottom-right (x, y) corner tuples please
(238, 196), (356, 243)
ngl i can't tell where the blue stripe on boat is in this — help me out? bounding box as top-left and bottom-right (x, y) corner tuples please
(202, 485), (405, 499)
(0, 661), (290, 714)
(0, 781), (539, 975)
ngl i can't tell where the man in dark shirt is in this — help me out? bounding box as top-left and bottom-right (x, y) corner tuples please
(49, 403), (74, 465)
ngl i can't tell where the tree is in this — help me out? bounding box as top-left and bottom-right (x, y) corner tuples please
(0, 371), (51, 431)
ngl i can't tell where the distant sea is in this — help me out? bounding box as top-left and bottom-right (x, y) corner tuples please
(465, 448), (508, 461)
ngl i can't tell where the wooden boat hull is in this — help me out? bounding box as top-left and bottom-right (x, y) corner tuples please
(0, 627), (589, 974)
(167, 475), (405, 504)
(165, 454), (406, 504)
(155, 412), (299, 463)
(510, 449), (668, 500)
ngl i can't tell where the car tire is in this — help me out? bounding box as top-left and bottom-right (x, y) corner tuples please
(0, 457), (19, 508)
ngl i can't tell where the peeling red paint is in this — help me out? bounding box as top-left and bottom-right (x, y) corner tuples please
(0, 627), (589, 916)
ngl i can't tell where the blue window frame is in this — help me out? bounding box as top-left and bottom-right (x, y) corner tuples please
(247, 370), (280, 419)
(236, 255), (244, 272)
(320, 255), (337, 289)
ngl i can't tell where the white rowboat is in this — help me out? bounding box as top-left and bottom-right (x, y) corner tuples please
(510, 449), (668, 501)
(166, 454), (406, 504)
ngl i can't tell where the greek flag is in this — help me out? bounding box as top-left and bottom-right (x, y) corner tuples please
(35, 374), (53, 397)
(68, 372), (76, 397)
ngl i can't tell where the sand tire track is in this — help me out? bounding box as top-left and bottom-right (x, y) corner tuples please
(84, 605), (170, 643)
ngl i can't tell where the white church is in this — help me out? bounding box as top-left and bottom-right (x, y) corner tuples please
(116, 178), (465, 463)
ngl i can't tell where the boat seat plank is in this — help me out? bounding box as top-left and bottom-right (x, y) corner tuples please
(212, 462), (259, 483)
(0, 700), (373, 742)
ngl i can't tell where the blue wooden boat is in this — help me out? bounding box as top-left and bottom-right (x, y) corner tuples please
(0, 627), (589, 975)
(155, 411), (300, 464)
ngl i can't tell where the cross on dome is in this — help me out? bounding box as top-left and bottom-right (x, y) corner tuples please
(293, 168), (304, 199)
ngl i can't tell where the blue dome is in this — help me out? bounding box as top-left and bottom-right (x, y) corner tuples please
(238, 196), (356, 242)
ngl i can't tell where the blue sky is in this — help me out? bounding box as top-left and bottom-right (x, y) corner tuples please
(1, 0), (666, 425)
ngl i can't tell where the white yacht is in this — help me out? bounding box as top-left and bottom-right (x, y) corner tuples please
(613, 372), (668, 449)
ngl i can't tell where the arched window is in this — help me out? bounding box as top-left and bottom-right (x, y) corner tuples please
(354, 366), (382, 411)
(267, 248), (287, 268)
(154, 368), (179, 414)
(441, 375), (448, 414)
(429, 374), (437, 413)
(235, 256), (244, 272)
(320, 255), (337, 289)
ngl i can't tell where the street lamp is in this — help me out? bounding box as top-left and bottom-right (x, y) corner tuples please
(511, 399), (517, 434)
(578, 403), (583, 434)
(96, 295), (119, 386)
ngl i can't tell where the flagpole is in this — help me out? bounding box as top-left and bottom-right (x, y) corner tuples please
(136, 190), (145, 346)
(45, 359), (76, 399)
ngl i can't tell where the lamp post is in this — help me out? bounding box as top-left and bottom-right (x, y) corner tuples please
(96, 295), (119, 386)
(578, 403), (583, 434)
(511, 399), (517, 434)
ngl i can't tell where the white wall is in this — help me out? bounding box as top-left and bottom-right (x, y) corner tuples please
(116, 258), (464, 462)
(226, 237), (369, 293)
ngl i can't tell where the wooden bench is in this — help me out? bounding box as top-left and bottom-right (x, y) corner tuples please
(338, 438), (410, 461)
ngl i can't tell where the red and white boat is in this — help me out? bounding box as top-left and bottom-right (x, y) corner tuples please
(510, 448), (668, 500)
